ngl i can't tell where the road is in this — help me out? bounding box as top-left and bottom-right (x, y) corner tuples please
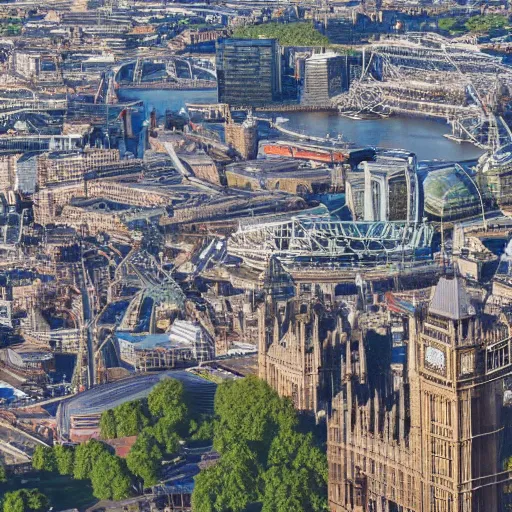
(78, 250), (96, 389)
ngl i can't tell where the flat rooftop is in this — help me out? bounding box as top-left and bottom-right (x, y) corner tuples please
(117, 332), (195, 351)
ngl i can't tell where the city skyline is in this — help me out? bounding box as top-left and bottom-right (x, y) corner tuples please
(0, 2), (510, 512)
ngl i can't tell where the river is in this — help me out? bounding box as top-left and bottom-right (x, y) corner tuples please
(118, 88), (485, 162)
(118, 88), (218, 117)
(283, 112), (485, 162)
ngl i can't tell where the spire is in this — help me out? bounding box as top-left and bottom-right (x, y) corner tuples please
(429, 275), (475, 320)
(263, 256), (295, 301)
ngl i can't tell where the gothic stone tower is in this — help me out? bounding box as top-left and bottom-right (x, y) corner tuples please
(258, 295), (345, 414)
(409, 276), (508, 512)
(328, 276), (511, 512)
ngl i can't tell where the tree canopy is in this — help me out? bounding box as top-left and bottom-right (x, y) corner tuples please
(99, 400), (151, 439)
(465, 14), (508, 33)
(93, 378), (196, 491)
(29, 439), (132, 503)
(0, 21), (21, 37)
(99, 408), (117, 440)
(150, 418), (182, 455)
(123, 378), (194, 488)
(438, 17), (465, 34)
(73, 439), (111, 480)
(232, 22), (329, 47)
(438, 14), (508, 35)
(113, 400), (151, 438)
(147, 378), (189, 439)
(192, 443), (263, 512)
(213, 375), (297, 460)
(147, 378), (187, 420)
(192, 376), (328, 512)
(90, 452), (132, 501)
(31, 446), (56, 473)
(20, 378), (204, 503)
(2, 490), (49, 512)
(189, 417), (215, 442)
(126, 430), (163, 487)
(17, 376), (327, 512)
(53, 445), (74, 476)
(262, 428), (328, 512)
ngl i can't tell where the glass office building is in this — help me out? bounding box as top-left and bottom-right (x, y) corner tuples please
(216, 38), (282, 106)
(302, 53), (346, 106)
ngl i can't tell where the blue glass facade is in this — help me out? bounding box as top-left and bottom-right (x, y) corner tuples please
(216, 38), (281, 106)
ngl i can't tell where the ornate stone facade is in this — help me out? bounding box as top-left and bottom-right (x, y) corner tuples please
(327, 276), (512, 512)
(258, 295), (345, 414)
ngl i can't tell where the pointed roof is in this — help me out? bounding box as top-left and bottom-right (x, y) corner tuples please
(263, 256), (295, 301)
(429, 276), (474, 320)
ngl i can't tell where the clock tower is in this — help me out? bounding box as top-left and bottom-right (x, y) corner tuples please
(409, 275), (506, 512)
(327, 274), (512, 512)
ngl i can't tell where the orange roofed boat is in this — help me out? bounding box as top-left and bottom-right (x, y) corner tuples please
(261, 141), (372, 165)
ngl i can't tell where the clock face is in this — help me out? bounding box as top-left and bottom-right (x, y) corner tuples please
(425, 345), (446, 374)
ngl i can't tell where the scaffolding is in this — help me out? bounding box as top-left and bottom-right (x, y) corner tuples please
(332, 34), (512, 150)
(228, 214), (434, 269)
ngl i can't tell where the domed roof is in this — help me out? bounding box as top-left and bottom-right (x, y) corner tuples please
(423, 166), (481, 220)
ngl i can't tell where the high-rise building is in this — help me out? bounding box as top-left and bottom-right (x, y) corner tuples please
(327, 276), (512, 512)
(216, 38), (281, 106)
(362, 153), (419, 223)
(302, 53), (347, 106)
(345, 152), (420, 223)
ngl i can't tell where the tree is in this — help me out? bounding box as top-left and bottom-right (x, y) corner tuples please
(114, 400), (150, 438)
(3, 490), (49, 512)
(53, 444), (74, 476)
(191, 465), (219, 512)
(73, 439), (111, 480)
(465, 14), (508, 33)
(437, 17), (466, 34)
(232, 22), (329, 47)
(262, 466), (305, 512)
(147, 379), (188, 440)
(213, 376), (296, 461)
(24, 491), (48, 512)
(126, 430), (163, 487)
(151, 419), (181, 454)
(262, 428), (328, 512)
(213, 444), (263, 512)
(100, 408), (117, 439)
(147, 378), (186, 420)
(192, 443), (263, 512)
(2, 492), (24, 512)
(0, 462), (7, 482)
(192, 376), (326, 512)
(90, 452), (132, 501)
(31, 446), (56, 473)
(189, 417), (214, 442)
